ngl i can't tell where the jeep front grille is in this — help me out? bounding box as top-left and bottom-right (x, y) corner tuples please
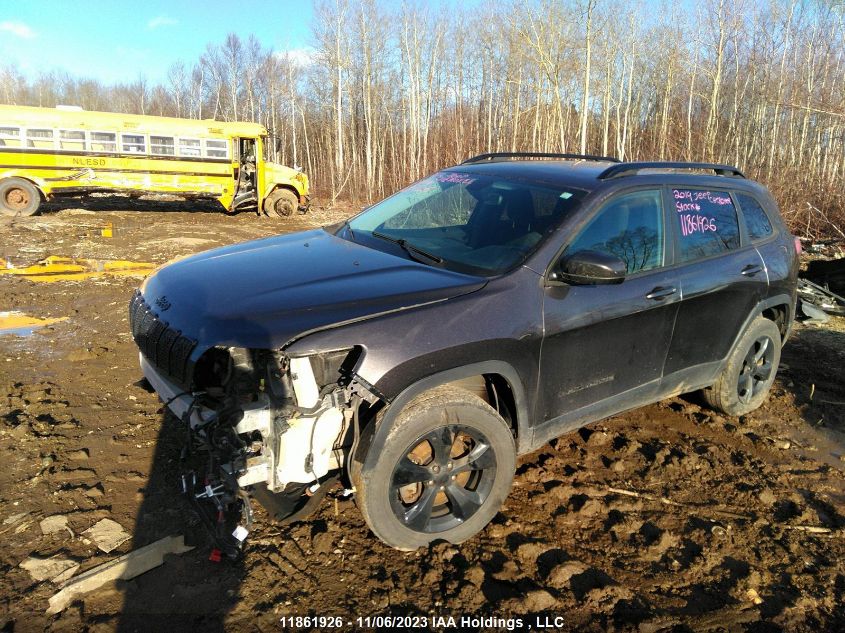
(129, 290), (197, 387)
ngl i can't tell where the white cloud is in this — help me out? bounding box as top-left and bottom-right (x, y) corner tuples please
(274, 48), (315, 67)
(147, 15), (177, 29)
(0, 21), (35, 39)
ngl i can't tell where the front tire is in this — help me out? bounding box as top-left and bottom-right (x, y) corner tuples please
(0, 178), (41, 217)
(703, 316), (781, 416)
(262, 188), (298, 218)
(353, 386), (515, 550)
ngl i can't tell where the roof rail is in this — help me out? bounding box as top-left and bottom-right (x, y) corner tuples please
(597, 161), (745, 180)
(462, 152), (621, 165)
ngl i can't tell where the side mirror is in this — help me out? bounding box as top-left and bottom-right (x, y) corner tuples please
(551, 250), (626, 285)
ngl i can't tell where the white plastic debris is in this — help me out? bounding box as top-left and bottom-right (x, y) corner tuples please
(20, 556), (79, 583)
(40, 515), (74, 538)
(47, 535), (193, 614)
(232, 525), (249, 542)
(83, 518), (131, 553)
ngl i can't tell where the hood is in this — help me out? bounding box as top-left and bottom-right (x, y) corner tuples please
(140, 228), (486, 355)
(264, 162), (308, 195)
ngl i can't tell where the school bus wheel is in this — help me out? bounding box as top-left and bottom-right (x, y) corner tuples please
(263, 188), (298, 218)
(0, 178), (42, 217)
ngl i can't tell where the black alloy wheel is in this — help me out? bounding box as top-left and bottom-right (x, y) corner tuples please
(389, 424), (497, 533)
(737, 335), (775, 404)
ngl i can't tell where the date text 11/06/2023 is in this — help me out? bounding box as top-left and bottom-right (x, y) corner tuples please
(279, 615), (569, 629)
(673, 189), (732, 237)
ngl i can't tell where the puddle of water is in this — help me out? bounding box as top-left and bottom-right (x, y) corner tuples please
(0, 256), (154, 282)
(0, 311), (68, 337)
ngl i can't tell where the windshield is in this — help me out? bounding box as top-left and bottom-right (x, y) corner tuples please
(347, 170), (585, 275)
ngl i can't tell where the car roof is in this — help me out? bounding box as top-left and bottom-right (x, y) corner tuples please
(446, 157), (759, 196)
(447, 159), (612, 191)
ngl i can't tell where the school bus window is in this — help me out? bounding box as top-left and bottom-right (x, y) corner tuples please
(121, 133), (146, 153)
(91, 131), (116, 152)
(26, 128), (54, 149)
(179, 138), (201, 157)
(59, 130), (86, 151)
(205, 139), (228, 159)
(0, 126), (22, 147)
(150, 135), (175, 156)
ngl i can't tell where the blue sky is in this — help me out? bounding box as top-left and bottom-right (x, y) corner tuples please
(0, 0), (315, 83)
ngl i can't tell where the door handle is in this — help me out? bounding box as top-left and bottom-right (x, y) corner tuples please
(741, 264), (764, 277)
(646, 286), (677, 300)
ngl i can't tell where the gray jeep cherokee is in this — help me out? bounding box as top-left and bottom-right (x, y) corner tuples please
(130, 153), (799, 552)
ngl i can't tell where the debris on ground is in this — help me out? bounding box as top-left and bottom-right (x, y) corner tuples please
(798, 278), (845, 317)
(799, 298), (831, 324)
(39, 515), (73, 538)
(83, 518), (131, 553)
(805, 256), (845, 295)
(0, 255), (154, 282)
(47, 535), (194, 615)
(20, 556), (79, 584)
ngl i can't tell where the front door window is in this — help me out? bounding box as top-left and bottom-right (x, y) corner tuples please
(563, 189), (664, 274)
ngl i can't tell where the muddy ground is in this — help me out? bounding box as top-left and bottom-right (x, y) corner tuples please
(0, 197), (844, 632)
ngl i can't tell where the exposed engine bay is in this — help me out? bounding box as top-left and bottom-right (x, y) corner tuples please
(140, 346), (378, 558)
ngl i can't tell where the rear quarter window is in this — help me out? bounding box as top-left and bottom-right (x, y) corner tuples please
(736, 193), (773, 241)
(671, 188), (740, 262)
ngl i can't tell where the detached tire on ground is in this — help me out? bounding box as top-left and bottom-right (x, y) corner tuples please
(263, 188), (298, 218)
(352, 385), (516, 550)
(703, 316), (782, 417)
(0, 178), (41, 217)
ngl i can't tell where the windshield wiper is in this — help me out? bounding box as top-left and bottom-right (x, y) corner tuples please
(371, 231), (444, 264)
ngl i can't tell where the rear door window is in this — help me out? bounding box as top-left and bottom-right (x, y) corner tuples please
(564, 189), (665, 275)
(736, 193), (773, 241)
(671, 188), (740, 262)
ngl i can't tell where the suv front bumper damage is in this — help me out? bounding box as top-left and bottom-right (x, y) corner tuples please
(140, 352), (351, 556)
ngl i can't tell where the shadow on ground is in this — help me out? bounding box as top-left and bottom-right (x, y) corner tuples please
(40, 195), (245, 216)
(116, 410), (245, 632)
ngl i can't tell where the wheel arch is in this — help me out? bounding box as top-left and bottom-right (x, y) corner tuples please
(726, 295), (794, 361)
(360, 361), (531, 475)
(262, 182), (302, 202)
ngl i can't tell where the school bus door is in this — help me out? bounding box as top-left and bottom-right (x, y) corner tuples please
(231, 137), (259, 211)
(255, 136), (266, 209)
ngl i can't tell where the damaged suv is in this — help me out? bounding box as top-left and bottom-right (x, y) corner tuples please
(130, 153), (799, 552)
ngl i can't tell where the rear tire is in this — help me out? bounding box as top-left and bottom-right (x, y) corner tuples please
(0, 178), (41, 217)
(703, 316), (781, 417)
(352, 386), (515, 550)
(262, 188), (298, 218)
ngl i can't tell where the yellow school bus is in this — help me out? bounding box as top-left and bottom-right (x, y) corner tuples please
(0, 104), (309, 218)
